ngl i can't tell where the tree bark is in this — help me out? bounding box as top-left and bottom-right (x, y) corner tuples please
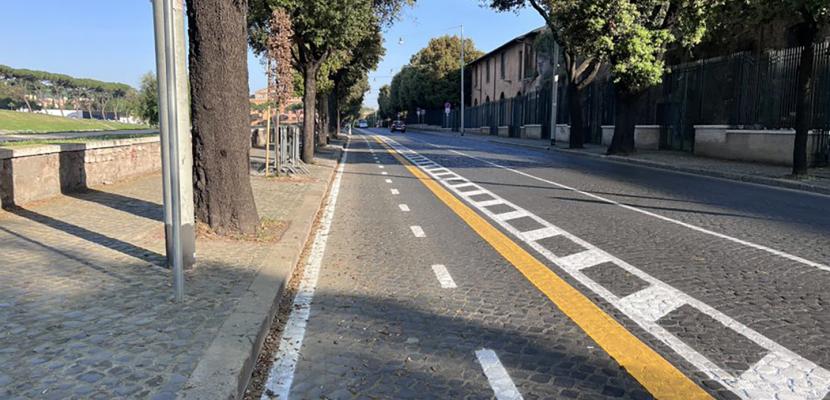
(792, 22), (817, 176)
(607, 87), (639, 155)
(302, 64), (318, 163)
(317, 93), (329, 146)
(187, 0), (259, 235)
(567, 80), (585, 149)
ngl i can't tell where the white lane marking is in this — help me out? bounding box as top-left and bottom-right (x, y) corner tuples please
(556, 249), (611, 271)
(378, 135), (830, 400)
(445, 148), (830, 274)
(410, 225), (425, 237)
(378, 165), (384, 169)
(260, 139), (349, 400)
(618, 285), (685, 322)
(477, 199), (505, 207)
(381, 172), (388, 175)
(494, 210), (526, 221)
(398, 204), (410, 212)
(431, 264), (457, 288)
(390, 188), (399, 195)
(475, 349), (523, 400)
(520, 227), (561, 242)
(385, 179), (392, 183)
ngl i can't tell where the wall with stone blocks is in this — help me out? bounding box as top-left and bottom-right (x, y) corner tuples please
(0, 137), (161, 208)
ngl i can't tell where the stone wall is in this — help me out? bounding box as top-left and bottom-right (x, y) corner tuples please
(0, 137), (161, 208)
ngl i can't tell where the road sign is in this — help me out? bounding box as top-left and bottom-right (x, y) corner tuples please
(444, 102), (451, 115)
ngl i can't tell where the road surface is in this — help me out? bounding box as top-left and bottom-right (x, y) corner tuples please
(257, 127), (830, 399)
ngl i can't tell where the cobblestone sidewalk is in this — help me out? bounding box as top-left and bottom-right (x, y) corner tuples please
(0, 147), (339, 400)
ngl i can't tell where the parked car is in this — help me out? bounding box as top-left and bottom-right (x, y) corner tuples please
(390, 120), (406, 133)
(357, 119), (369, 128)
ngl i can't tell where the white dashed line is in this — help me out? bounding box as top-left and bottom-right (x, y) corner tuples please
(260, 139), (349, 400)
(398, 204), (410, 212)
(378, 165), (384, 169)
(385, 179), (392, 183)
(390, 188), (399, 195)
(381, 172), (388, 175)
(431, 264), (457, 288)
(410, 225), (425, 237)
(475, 349), (523, 400)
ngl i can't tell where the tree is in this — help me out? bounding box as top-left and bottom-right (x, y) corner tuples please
(387, 36), (482, 115)
(753, 1), (827, 175)
(487, 0), (613, 149)
(329, 27), (385, 138)
(249, 0), (412, 163)
(132, 72), (159, 126)
(377, 84), (393, 119)
(595, 0), (714, 155)
(250, 0), (373, 162)
(187, 0), (260, 235)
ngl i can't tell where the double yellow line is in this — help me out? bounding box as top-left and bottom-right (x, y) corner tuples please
(373, 136), (711, 400)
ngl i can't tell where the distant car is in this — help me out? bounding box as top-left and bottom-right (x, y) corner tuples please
(390, 120), (406, 133)
(357, 119), (369, 128)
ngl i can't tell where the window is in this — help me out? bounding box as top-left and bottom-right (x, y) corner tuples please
(524, 45), (536, 79)
(485, 59), (490, 83)
(518, 50), (523, 80)
(500, 53), (505, 80)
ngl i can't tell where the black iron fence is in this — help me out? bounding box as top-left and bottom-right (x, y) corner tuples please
(409, 42), (830, 163)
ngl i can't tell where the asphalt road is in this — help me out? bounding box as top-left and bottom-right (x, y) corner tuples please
(259, 128), (830, 400)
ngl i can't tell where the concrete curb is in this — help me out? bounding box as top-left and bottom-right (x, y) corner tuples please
(407, 129), (830, 197)
(179, 144), (345, 400)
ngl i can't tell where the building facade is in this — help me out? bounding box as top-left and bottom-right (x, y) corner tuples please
(467, 27), (551, 107)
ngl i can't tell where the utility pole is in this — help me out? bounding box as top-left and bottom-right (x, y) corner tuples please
(460, 25), (465, 136)
(549, 39), (560, 147)
(152, 0), (195, 302)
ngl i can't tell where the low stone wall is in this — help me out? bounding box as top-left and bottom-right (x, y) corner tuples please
(694, 125), (821, 166)
(554, 124), (571, 144)
(497, 126), (510, 137)
(600, 125), (661, 149)
(521, 124), (542, 139)
(0, 137), (161, 208)
(602, 125), (615, 146)
(634, 125), (660, 150)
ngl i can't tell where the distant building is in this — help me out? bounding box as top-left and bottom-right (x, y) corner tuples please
(467, 27), (552, 106)
(249, 87), (303, 126)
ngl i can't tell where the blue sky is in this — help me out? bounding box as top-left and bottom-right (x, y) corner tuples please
(0, 1), (542, 109)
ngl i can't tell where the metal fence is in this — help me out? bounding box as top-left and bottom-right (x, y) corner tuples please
(412, 42), (830, 162)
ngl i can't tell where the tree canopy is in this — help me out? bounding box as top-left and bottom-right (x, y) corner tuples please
(386, 35), (482, 114)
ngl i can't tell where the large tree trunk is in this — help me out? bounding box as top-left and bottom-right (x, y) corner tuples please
(301, 65), (318, 163)
(187, 0), (259, 235)
(607, 87), (640, 155)
(567, 80), (585, 149)
(792, 22), (817, 176)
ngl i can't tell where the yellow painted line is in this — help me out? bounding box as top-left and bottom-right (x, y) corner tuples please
(373, 136), (712, 400)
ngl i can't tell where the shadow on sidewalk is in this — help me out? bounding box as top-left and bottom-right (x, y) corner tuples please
(66, 188), (163, 222)
(5, 206), (166, 266)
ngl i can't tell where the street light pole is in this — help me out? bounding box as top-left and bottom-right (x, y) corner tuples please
(152, 0), (194, 302)
(460, 25), (465, 136)
(549, 39), (560, 147)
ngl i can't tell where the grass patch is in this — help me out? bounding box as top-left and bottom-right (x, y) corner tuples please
(0, 134), (157, 149)
(0, 109), (149, 134)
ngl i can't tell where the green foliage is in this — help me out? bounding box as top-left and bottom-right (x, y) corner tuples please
(131, 73), (159, 126)
(487, 0), (716, 94)
(387, 35), (483, 113)
(0, 64), (137, 115)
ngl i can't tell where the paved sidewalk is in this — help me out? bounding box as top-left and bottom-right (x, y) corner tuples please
(415, 129), (830, 195)
(0, 145), (341, 399)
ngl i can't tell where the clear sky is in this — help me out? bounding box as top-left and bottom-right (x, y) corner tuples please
(0, 1), (543, 109)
